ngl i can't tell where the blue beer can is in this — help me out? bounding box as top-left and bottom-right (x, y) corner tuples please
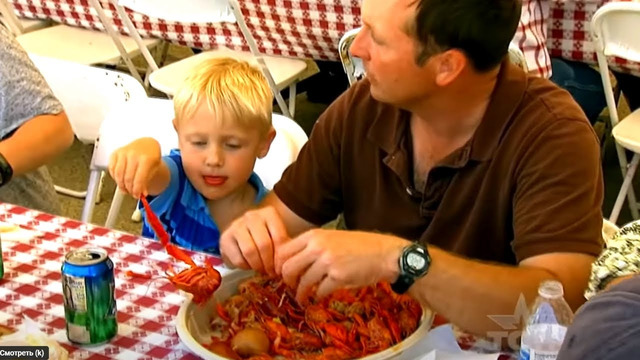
(61, 248), (117, 345)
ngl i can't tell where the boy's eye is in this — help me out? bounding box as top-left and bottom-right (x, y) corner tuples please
(225, 143), (242, 150)
(191, 140), (207, 147)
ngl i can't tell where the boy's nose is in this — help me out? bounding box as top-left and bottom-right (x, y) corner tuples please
(205, 148), (224, 167)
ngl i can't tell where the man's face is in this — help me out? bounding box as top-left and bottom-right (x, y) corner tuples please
(351, 0), (436, 107)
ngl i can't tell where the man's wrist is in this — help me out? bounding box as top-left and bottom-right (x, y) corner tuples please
(385, 239), (410, 283)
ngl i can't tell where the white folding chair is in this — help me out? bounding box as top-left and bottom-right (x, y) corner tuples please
(94, 101), (308, 228)
(0, 0), (159, 83)
(338, 28), (530, 87)
(591, 2), (640, 224)
(93, 0), (309, 119)
(86, 98), (177, 226)
(29, 54), (148, 202)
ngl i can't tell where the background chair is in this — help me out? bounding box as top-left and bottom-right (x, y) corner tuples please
(95, 0), (310, 118)
(0, 0), (158, 83)
(90, 99), (308, 228)
(591, 2), (640, 224)
(29, 54), (148, 200)
(338, 27), (530, 87)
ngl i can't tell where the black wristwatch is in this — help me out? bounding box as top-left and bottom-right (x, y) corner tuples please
(391, 243), (431, 294)
(0, 152), (13, 187)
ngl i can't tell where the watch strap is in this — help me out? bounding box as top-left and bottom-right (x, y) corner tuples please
(391, 273), (415, 294)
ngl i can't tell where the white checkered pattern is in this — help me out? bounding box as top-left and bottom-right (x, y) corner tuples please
(8, 0), (362, 61)
(0, 203), (222, 359)
(549, 0), (640, 76)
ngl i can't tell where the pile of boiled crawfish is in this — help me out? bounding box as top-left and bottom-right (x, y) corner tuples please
(205, 275), (423, 360)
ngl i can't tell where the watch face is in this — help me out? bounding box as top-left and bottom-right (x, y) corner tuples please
(406, 252), (426, 270)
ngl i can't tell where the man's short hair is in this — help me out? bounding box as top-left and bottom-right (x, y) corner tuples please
(173, 57), (273, 135)
(409, 0), (521, 72)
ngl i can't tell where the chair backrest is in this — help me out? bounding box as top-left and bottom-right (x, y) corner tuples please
(591, 2), (640, 128)
(338, 27), (363, 86)
(507, 43), (528, 72)
(339, 27), (530, 87)
(91, 98), (177, 170)
(93, 104), (307, 190)
(254, 114), (308, 189)
(29, 54), (147, 144)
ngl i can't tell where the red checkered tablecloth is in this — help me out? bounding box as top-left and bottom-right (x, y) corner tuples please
(0, 202), (515, 359)
(548, 0), (640, 76)
(8, 0), (360, 61)
(0, 202), (223, 360)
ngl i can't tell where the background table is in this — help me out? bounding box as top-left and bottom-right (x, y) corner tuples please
(548, 0), (640, 76)
(8, 0), (360, 62)
(0, 202), (223, 359)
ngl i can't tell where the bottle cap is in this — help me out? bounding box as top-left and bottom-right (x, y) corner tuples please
(538, 280), (564, 298)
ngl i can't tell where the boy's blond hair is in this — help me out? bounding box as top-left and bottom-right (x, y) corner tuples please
(173, 57), (273, 135)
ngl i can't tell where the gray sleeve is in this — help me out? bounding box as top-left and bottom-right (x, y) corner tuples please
(0, 24), (64, 139)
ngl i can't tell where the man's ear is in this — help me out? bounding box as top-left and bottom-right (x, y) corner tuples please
(257, 126), (276, 158)
(434, 49), (467, 86)
(172, 118), (178, 131)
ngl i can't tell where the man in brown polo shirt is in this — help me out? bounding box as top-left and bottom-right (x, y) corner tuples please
(220, 0), (603, 338)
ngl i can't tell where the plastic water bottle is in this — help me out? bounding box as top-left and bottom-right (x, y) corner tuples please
(519, 280), (573, 360)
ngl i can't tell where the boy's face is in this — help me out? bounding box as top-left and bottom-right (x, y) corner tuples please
(176, 103), (272, 201)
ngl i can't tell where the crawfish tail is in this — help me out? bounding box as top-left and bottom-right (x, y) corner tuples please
(166, 243), (197, 267)
(140, 196), (170, 246)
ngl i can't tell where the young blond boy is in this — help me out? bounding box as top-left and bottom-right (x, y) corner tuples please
(109, 57), (275, 254)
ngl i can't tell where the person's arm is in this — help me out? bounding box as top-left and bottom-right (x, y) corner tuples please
(0, 112), (73, 176)
(406, 249), (594, 335)
(277, 229), (594, 337)
(585, 223), (640, 297)
(108, 137), (171, 198)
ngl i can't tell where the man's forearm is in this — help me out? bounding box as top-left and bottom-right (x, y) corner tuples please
(0, 112), (74, 176)
(409, 247), (583, 337)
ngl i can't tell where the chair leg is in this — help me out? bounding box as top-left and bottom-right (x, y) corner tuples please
(95, 171), (105, 204)
(104, 188), (125, 228)
(614, 143), (640, 219)
(80, 170), (102, 223)
(54, 185), (87, 199)
(610, 153), (640, 224)
(288, 82), (297, 118)
(131, 205), (142, 222)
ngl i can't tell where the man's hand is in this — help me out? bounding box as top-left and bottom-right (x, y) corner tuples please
(108, 137), (161, 198)
(220, 206), (290, 276)
(277, 229), (409, 302)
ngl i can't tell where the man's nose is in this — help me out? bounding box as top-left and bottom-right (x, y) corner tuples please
(350, 28), (368, 60)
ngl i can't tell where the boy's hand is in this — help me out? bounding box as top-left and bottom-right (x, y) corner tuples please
(108, 137), (162, 199)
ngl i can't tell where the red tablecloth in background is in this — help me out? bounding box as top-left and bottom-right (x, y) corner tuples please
(8, 0), (361, 61)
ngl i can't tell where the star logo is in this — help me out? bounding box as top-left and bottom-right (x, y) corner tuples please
(487, 294), (530, 330)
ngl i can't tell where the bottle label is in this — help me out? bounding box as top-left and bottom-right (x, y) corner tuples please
(520, 344), (560, 360)
(530, 350), (558, 360)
